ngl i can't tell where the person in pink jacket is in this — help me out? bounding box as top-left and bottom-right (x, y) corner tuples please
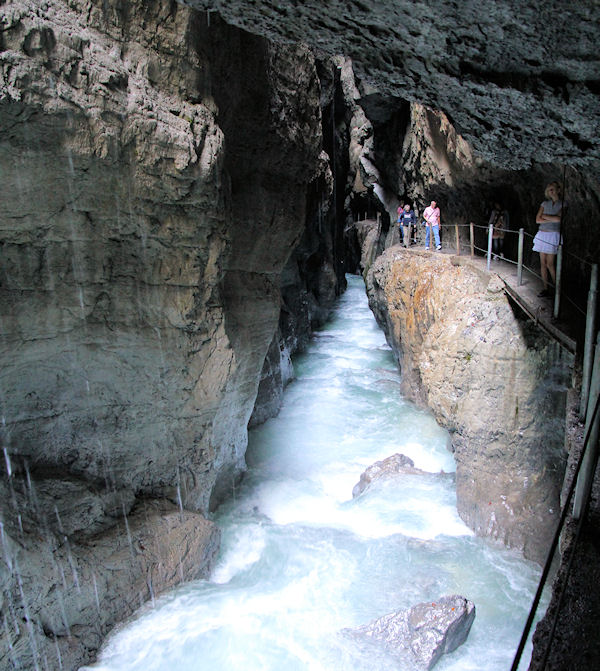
(423, 200), (441, 250)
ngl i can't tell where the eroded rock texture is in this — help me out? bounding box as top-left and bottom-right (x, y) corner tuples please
(345, 595), (476, 670)
(1, 0), (598, 668)
(0, 1), (337, 667)
(203, 3), (600, 288)
(351, 98), (600, 298)
(183, 0), (600, 174)
(365, 248), (573, 562)
(352, 453), (430, 498)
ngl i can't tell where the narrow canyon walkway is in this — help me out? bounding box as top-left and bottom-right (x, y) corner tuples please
(369, 216), (581, 354)
(443, 251), (578, 354)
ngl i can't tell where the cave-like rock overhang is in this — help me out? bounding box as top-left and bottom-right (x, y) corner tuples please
(180, 0), (600, 175)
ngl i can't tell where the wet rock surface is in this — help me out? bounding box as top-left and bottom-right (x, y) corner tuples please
(0, 1), (333, 667)
(0, 485), (220, 671)
(527, 391), (600, 671)
(352, 453), (430, 498)
(1, 1), (598, 669)
(345, 595), (476, 670)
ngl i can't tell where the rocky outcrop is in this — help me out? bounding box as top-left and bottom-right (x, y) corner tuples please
(349, 95), (600, 299)
(250, 53), (389, 427)
(388, 104), (600, 292)
(0, 1), (331, 667)
(1, 485), (219, 670)
(1, 1), (597, 668)
(352, 453), (430, 498)
(345, 595), (476, 670)
(365, 248), (574, 563)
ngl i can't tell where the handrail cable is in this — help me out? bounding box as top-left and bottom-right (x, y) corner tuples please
(510, 390), (600, 671)
(447, 222), (592, 268)
(455, 239), (587, 317)
(446, 225), (590, 317)
(558, 289), (587, 317)
(538, 483), (589, 669)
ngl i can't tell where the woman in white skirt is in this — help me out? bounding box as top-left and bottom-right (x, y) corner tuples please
(533, 181), (566, 298)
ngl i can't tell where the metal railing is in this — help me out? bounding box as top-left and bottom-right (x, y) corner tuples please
(357, 213), (599, 430)
(444, 222), (598, 419)
(447, 221), (593, 315)
(436, 219), (600, 670)
(360, 212), (600, 669)
(510, 378), (600, 670)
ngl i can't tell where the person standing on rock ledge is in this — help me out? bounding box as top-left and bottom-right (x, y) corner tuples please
(533, 181), (566, 298)
(396, 201), (405, 244)
(423, 200), (442, 250)
(399, 203), (416, 248)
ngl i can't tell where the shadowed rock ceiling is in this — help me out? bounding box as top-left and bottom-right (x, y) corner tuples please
(182, 0), (600, 174)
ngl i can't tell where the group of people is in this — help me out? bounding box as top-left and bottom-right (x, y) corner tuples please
(395, 181), (565, 300)
(396, 200), (441, 250)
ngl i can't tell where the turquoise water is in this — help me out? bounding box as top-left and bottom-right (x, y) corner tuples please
(83, 274), (543, 671)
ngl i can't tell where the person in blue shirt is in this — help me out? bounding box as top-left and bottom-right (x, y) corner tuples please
(398, 203), (416, 248)
(396, 202), (404, 243)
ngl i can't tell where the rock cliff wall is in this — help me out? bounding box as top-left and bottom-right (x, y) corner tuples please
(0, 1), (338, 668)
(1, 1), (598, 668)
(383, 103), (599, 294)
(365, 247), (573, 563)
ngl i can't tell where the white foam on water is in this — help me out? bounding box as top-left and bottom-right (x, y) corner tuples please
(211, 523), (268, 584)
(84, 275), (546, 671)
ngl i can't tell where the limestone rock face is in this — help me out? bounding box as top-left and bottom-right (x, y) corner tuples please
(0, 0), (327, 667)
(390, 103), (600, 287)
(182, 0), (600, 174)
(365, 248), (573, 562)
(346, 595), (476, 670)
(350, 95), (600, 295)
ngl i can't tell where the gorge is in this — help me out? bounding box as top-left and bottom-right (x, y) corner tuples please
(1, 1), (599, 669)
(79, 275), (545, 671)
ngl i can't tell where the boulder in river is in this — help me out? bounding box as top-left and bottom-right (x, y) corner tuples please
(345, 594), (476, 670)
(352, 453), (430, 498)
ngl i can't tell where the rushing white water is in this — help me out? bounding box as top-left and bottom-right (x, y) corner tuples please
(83, 274), (544, 671)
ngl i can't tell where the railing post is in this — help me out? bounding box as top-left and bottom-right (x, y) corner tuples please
(517, 228), (524, 286)
(455, 223), (460, 255)
(486, 223), (493, 271)
(581, 264), (599, 420)
(573, 331), (600, 520)
(553, 244), (563, 319)
(469, 222), (474, 257)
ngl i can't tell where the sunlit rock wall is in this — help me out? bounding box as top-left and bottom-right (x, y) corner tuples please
(0, 0), (325, 667)
(365, 249), (573, 563)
